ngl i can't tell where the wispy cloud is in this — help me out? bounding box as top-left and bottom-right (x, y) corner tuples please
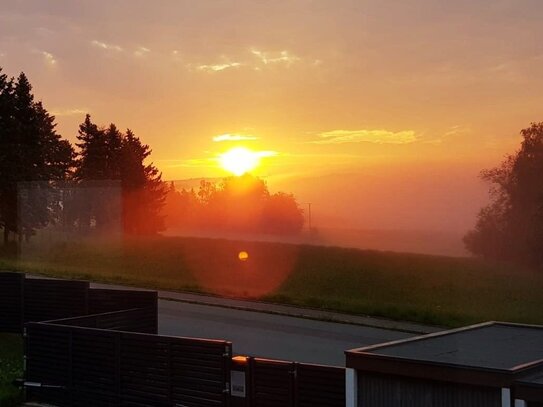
(311, 129), (418, 145)
(443, 125), (471, 137)
(41, 51), (57, 65)
(213, 134), (259, 142)
(91, 40), (123, 52)
(134, 46), (151, 57)
(423, 125), (472, 145)
(185, 48), (305, 74)
(251, 49), (300, 66)
(195, 61), (243, 72)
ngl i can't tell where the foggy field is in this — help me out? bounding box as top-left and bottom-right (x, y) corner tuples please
(1, 236), (542, 327)
(0, 334), (23, 406)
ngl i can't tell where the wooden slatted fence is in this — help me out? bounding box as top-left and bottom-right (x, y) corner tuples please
(25, 321), (232, 407)
(45, 307), (157, 334)
(296, 363), (345, 407)
(1, 273), (346, 406)
(0, 273), (158, 333)
(89, 287), (158, 314)
(245, 358), (345, 407)
(24, 278), (89, 323)
(0, 272), (24, 332)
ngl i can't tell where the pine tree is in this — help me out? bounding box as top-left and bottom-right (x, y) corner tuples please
(75, 114), (109, 181)
(74, 118), (167, 235)
(120, 129), (167, 234)
(0, 70), (74, 246)
(0, 68), (15, 245)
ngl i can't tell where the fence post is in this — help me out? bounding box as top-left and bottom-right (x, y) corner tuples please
(115, 332), (121, 405)
(292, 362), (298, 407)
(230, 355), (249, 407)
(20, 273), (25, 333)
(68, 328), (73, 406)
(346, 368), (358, 407)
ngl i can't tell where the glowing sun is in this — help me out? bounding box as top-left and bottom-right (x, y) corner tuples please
(219, 147), (260, 176)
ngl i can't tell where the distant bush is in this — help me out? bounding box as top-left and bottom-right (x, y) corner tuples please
(164, 174), (304, 235)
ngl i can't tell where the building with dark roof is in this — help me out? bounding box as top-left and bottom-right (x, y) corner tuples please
(345, 322), (543, 407)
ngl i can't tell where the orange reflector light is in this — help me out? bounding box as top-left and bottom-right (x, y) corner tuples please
(232, 355), (248, 364)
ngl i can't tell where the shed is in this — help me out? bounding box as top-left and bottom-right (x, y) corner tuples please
(345, 322), (543, 407)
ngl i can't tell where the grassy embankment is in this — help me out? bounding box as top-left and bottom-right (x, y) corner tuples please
(0, 334), (23, 406)
(1, 236), (541, 327)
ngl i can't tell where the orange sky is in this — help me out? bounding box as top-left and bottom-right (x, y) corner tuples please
(1, 0), (542, 234)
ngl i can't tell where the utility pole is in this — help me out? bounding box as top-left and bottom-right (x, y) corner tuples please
(302, 202), (312, 232)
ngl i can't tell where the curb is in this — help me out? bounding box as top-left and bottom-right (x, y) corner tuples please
(158, 294), (443, 335)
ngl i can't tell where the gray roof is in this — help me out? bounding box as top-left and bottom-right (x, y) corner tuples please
(351, 322), (543, 371)
(519, 371), (543, 386)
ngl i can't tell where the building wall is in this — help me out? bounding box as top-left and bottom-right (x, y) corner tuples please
(358, 373), (502, 407)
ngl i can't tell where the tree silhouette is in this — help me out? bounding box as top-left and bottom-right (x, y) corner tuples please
(74, 115), (167, 235)
(120, 129), (167, 234)
(261, 192), (304, 234)
(465, 122), (543, 269)
(75, 115), (119, 181)
(0, 69), (74, 246)
(164, 183), (199, 227)
(73, 116), (122, 232)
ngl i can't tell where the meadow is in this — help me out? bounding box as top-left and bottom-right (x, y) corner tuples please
(1, 236), (542, 327)
(0, 334), (23, 406)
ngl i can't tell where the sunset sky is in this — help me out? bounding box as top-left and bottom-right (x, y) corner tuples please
(2, 0), (543, 237)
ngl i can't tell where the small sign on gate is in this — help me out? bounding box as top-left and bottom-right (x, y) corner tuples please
(230, 371), (246, 397)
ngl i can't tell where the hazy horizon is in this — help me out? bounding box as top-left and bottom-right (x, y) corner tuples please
(2, 0), (542, 253)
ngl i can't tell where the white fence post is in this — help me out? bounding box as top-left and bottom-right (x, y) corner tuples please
(514, 399), (527, 407)
(346, 368), (358, 407)
(501, 388), (511, 407)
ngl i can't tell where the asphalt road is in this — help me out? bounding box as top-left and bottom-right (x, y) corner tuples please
(158, 299), (411, 366)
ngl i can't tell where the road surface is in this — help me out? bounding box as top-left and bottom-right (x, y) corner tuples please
(158, 299), (411, 366)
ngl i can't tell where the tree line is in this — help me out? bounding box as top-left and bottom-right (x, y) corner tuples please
(0, 68), (305, 249)
(0, 68), (167, 246)
(164, 175), (304, 235)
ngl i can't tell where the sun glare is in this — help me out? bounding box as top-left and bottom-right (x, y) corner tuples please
(219, 147), (260, 176)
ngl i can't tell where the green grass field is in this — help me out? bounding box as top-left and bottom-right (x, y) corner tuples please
(0, 334), (23, 407)
(1, 236), (542, 327)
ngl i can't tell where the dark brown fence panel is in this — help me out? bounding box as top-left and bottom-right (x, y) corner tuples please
(250, 358), (295, 407)
(89, 288), (158, 333)
(89, 288), (157, 313)
(171, 338), (232, 407)
(25, 323), (71, 406)
(296, 363), (345, 407)
(24, 278), (89, 323)
(50, 308), (157, 333)
(0, 272), (24, 333)
(26, 321), (232, 407)
(120, 333), (171, 406)
(72, 327), (118, 406)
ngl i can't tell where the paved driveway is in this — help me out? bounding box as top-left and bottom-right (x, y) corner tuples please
(159, 299), (411, 366)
